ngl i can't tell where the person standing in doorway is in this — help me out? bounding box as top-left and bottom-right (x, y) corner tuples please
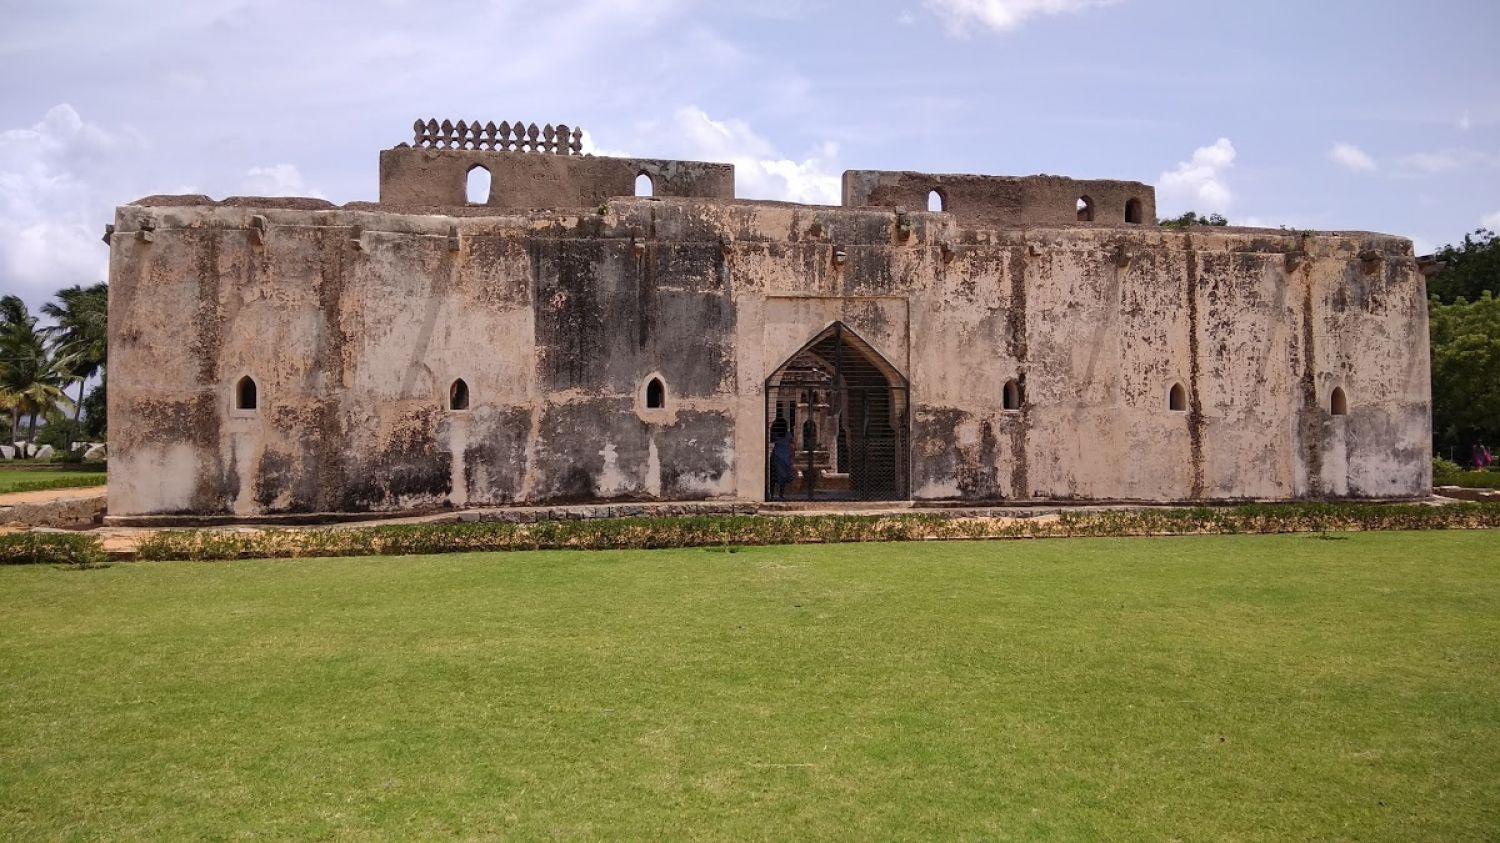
(770, 417), (793, 500)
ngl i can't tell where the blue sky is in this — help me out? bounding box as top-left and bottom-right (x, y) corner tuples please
(1, 0), (1497, 306)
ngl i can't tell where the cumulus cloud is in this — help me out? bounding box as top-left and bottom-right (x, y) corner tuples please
(923, 0), (1117, 34)
(0, 104), (138, 300)
(240, 164), (323, 198)
(1328, 142), (1376, 172)
(1158, 137), (1236, 214)
(669, 107), (841, 204)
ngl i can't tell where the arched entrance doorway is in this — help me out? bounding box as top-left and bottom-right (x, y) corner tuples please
(765, 323), (910, 501)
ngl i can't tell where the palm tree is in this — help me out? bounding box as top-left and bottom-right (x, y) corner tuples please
(0, 295), (74, 441)
(41, 283), (107, 425)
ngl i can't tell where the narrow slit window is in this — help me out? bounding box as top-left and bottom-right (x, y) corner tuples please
(1125, 197), (1143, 224)
(1076, 196), (1094, 222)
(1330, 387), (1348, 416)
(449, 378), (470, 411)
(1168, 382), (1187, 412)
(645, 377), (666, 409)
(235, 376), (257, 411)
(635, 173), (654, 197)
(927, 189), (945, 213)
(466, 165), (491, 204)
(1003, 379), (1022, 411)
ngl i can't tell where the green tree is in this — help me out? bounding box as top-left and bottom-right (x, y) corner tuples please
(1429, 292), (1500, 460)
(41, 283), (107, 425)
(0, 295), (73, 442)
(1159, 211), (1229, 229)
(1427, 228), (1500, 305)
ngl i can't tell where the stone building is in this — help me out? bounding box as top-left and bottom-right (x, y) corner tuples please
(106, 119), (1431, 520)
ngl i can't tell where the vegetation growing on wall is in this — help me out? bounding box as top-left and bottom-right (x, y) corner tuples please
(1158, 211), (1228, 228)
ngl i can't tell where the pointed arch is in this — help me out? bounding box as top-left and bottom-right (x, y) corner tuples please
(465, 165), (491, 204)
(765, 322), (909, 502)
(765, 321), (908, 391)
(1168, 382), (1187, 412)
(645, 376), (666, 409)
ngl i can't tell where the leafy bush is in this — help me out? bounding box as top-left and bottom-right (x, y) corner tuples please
(0, 532), (107, 567)
(131, 502), (1500, 563)
(1432, 459), (1500, 490)
(34, 419), (83, 452)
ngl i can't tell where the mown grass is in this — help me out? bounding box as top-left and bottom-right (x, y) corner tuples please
(2, 532), (1497, 839)
(0, 467), (106, 495)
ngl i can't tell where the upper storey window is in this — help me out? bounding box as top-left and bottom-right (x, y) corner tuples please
(1077, 196), (1095, 222)
(1125, 197), (1144, 224)
(466, 165), (491, 205)
(635, 173), (654, 197)
(927, 189), (946, 213)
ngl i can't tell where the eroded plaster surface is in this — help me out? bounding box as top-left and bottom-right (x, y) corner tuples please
(107, 143), (1430, 518)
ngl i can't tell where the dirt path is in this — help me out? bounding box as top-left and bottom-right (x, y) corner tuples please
(0, 487), (106, 506)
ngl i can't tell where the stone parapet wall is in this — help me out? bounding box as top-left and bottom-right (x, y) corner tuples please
(842, 170), (1157, 227)
(378, 148), (735, 209)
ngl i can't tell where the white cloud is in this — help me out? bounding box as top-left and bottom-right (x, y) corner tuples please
(1459, 111), (1472, 131)
(1158, 137), (1236, 214)
(1328, 142), (1376, 172)
(1481, 211), (1500, 231)
(239, 164), (323, 198)
(1394, 148), (1499, 176)
(0, 104), (137, 300)
(669, 106), (841, 204)
(923, 0), (1117, 35)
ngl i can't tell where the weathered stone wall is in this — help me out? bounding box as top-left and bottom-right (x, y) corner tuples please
(379, 148), (735, 209)
(843, 170), (1156, 227)
(107, 197), (1429, 518)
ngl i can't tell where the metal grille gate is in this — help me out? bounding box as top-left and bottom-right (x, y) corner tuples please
(765, 324), (910, 501)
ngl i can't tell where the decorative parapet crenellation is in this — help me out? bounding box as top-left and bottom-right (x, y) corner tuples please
(408, 119), (584, 154)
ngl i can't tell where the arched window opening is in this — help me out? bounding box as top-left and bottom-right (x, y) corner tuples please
(635, 173), (654, 197)
(449, 378), (470, 411)
(645, 377), (666, 409)
(1125, 197), (1143, 224)
(235, 376), (258, 411)
(466, 165), (491, 205)
(927, 189), (945, 213)
(1330, 386), (1348, 416)
(1076, 196), (1095, 222)
(1168, 382), (1187, 412)
(1002, 379), (1023, 411)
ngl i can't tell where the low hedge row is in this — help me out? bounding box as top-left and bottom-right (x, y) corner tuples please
(1433, 458), (1500, 489)
(4, 502), (1495, 567)
(130, 502), (1500, 563)
(0, 532), (108, 567)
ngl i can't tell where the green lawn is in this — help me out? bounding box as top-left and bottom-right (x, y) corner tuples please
(2, 533), (1498, 839)
(0, 467), (106, 494)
